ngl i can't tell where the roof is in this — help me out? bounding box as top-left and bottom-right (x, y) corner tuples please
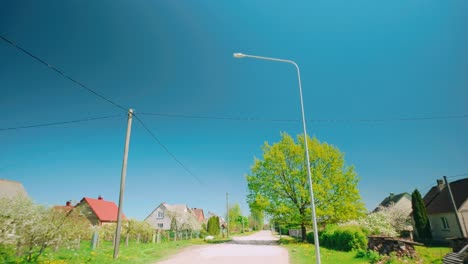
(79, 197), (124, 222)
(164, 203), (190, 214)
(374, 192), (411, 212)
(0, 179), (28, 199)
(53, 205), (74, 213)
(191, 208), (205, 222)
(423, 178), (468, 215)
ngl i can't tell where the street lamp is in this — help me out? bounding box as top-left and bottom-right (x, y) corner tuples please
(233, 53), (321, 264)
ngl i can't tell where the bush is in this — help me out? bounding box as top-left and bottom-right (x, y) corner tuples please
(306, 231), (315, 244)
(319, 225), (367, 251)
(355, 250), (382, 263)
(278, 226), (289, 236)
(207, 216), (220, 236)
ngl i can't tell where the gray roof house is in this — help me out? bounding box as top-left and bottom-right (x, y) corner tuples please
(145, 202), (200, 231)
(421, 178), (468, 240)
(373, 192), (412, 213)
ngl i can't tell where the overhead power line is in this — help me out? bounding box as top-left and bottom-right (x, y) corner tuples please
(139, 112), (468, 124)
(447, 173), (468, 179)
(0, 34), (128, 112)
(0, 115), (123, 131)
(133, 114), (203, 184)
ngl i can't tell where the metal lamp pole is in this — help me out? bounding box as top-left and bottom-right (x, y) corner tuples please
(233, 53), (321, 264)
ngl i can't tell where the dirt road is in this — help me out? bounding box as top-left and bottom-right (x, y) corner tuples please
(156, 230), (289, 264)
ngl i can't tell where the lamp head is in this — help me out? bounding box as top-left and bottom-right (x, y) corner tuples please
(233, 53), (246, 58)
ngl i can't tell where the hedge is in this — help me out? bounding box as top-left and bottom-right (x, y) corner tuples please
(307, 225), (367, 252)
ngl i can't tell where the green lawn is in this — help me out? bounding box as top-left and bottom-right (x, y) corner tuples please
(35, 239), (205, 264)
(280, 238), (451, 264)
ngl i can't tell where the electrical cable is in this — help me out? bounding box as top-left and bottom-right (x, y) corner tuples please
(139, 112), (468, 124)
(0, 114), (123, 131)
(0, 34), (128, 112)
(133, 113), (203, 184)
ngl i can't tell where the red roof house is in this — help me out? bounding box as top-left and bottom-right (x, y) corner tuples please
(74, 196), (125, 226)
(191, 208), (205, 223)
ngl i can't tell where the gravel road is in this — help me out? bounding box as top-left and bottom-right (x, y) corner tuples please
(156, 230), (289, 264)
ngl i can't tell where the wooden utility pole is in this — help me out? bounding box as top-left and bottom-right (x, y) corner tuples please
(113, 109), (133, 259)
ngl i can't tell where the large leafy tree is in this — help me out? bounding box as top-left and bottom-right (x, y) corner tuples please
(411, 189), (432, 241)
(246, 133), (365, 241)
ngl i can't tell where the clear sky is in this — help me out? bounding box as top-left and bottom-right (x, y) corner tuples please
(1, 1), (467, 221)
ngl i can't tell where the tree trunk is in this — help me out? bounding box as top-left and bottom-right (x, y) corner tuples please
(301, 223), (307, 242)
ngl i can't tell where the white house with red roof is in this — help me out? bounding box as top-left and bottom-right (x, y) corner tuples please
(74, 196), (125, 226)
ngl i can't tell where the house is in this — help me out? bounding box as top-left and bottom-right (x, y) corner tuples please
(191, 208), (205, 223)
(0, 179), (28, 199)
(53, 200), (75, 214)
(145, 202), (200, 231)
(422, 178), (468, 240)
(74, 196), (124, 226)
(373, 192), (412, 213)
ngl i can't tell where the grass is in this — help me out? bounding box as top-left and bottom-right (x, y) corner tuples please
(280, 238), (368, 264)
(279, 236), (451, 264)
(34, 239), (206, 264)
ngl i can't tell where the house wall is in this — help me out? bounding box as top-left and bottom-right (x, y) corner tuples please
(75, 202), (100, 226)
(145, 206), (172, 230)
(460, 200), (468, 237)
(428, 212), (464, 240)
(395, 197), (412, 211)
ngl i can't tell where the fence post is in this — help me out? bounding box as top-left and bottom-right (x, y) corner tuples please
(91, 231), (99, 250)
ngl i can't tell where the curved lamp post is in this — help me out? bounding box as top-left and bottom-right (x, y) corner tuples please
(233, 53), (321, 264)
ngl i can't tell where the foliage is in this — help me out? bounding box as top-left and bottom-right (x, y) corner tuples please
(37, 238), (205, 264)
(318, 225), (367, 251)
(350, 210), (398, 237)
(123, 219), (154, 243)
(167, 208), (201, 233)
(412, 189), (432, 241)
(226, 203), (242, 233)
(0, 196), (88, 262)
(375, 203), (412, 234)
(281, 239), (369, 264)
(246, 133), (365, 240)
(281, 238), (450, 264)
(248, 208), (264, 230)
(206, 216), (220, 236)
(355, 250), (382, 263)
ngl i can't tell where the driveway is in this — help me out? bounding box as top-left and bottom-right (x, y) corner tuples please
(156, 230), (289, 264)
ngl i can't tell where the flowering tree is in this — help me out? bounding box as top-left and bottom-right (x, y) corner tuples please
(0, 196), (87, 262)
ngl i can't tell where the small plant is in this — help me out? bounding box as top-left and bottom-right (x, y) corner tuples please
(355, 250), (382, 263)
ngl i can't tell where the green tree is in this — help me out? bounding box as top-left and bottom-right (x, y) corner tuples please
(411, 189), (432, 241)
(246, 133), (365, 241)
(248, 208), (264, 231)
(226, 204), (242, 233)
(206, 216), (220, 236)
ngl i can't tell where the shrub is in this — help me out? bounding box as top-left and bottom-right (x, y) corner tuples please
(306, 231), (315, 244)
(278, 226), (289, 236)
(206, 216), (220, 236)
(319, 225), (367, 251)
(355, 250), (382, 263)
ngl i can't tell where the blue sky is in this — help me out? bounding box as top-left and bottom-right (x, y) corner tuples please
(1, 1), (467, 221)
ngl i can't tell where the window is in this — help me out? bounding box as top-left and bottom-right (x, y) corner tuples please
(441, 217), (450, 229)
(157, 223), (163, 229)
(157, 211), (164, 218)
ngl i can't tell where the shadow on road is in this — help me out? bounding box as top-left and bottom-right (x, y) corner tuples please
(229, 239), (279, 245)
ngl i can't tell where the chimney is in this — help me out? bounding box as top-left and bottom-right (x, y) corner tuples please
(437, 179), (445, 192)
(66, 201), (71, 206)
(98, 195), (103, 200)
